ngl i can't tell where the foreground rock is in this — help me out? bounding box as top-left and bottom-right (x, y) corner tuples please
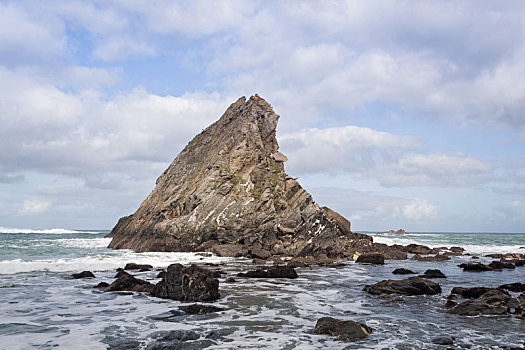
(71, 271), (95, 279)
(124, 263), (153, 271)
(363, 277), (442, 296)
(419, 269), (446, 279)
(356, 253), (384, 264)
(107, 95), (371, 260)
(105, 272), (154, 293)
(312, 317), (372, 342)
(152, 264), (219, 302)
(392, 268), (416, 275)
(499, 282), (525, 292)
(446, 287), (525, 317)
(411, 254), (450, 262)
(179, 304), (225, 315)
(237, 266), (298, 279)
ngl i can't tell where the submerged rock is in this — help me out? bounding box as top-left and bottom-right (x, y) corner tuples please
(411, 254), (450, 262)
(312, 317), (372, 342)
(151, 264), (219, 302)
(237, 265), (298, 279)
(363, 277), (442, 296)
(432, 337), (454, 345)
(178, 304), (225, 315)
(106, 95), (371, 259)
(71, 271), (95, 279)
(392, 268), (417, 275)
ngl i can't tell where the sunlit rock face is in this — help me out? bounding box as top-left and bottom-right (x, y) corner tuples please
(107, 95), (371, 258)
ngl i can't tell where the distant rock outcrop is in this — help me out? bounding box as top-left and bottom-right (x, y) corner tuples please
(107, 95), (371, 259)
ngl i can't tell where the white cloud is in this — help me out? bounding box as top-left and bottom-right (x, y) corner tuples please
(280, 126), (493, 187)
(381, 152), (493, 187)
(500, 200), (525, 221)
(402, 198), (439, 220)
(20, 199), (51, 215)
(280, 125), (419, 175)
(0, 67), (231, 184)
(0, 2), (66, 62)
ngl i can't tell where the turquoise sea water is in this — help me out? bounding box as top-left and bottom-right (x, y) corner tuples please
(0, 228), (524, 349)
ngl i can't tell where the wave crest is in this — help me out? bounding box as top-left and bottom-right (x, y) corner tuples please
(0, 227), (101, 234)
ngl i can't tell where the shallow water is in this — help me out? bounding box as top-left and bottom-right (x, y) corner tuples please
(1, 230), (524, 349)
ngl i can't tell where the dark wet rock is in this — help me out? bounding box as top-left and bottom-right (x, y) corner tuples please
(105, 273), (154, 293)
(450, 246), (465, 253)
(145, 330), (215, 350)
(179, 304), (225, 315)
(108, 339), (142, 350)
(448, 289), (512, 316)
(471, 256), (480, 259)
(114, 268), (131, 278)
(237, 265), (298, 279)
(443, 251), (463, 256)
(499, 282), (525, 292)
(124, 263), (153, 271)
(252, 258), (267, 265)
(403, 244), (434, 255)
(367, 243), (407, 260)
(71, 271), (95, 279)
(458, 263), (493, 271)
(488, 261), (515, 270)
(156, 271), (166, 279)
(312, 317), (372, 342)
(356, 253), (384, 264)
(514, 260), (525, 267)
(151, 264), (219, 302)
(392, 268), (417, 275)
(411, 254), (450, 262)
(363, 277), (441, 296)
(450, 287), (495, 299)
(93, 282), (110, 288)
(419, 269), (446, 279)
(225, 277), (236, 283)
(205, 328), (235, 341)
(432, 337), (454, 345)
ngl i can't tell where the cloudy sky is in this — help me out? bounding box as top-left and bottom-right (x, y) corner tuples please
(1, 0), (525, 232)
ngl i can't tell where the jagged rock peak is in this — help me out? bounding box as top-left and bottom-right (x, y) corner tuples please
(107, 95), (371, 258)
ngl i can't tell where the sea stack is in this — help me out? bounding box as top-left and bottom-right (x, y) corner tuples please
(107, 95), (371, 258)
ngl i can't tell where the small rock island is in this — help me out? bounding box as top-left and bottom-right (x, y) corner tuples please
(107, 95), (371, 260)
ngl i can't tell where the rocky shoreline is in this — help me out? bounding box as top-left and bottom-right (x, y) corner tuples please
(68, 240), (525, 348)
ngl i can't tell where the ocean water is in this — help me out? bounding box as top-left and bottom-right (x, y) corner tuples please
(0, 228), (524, 349)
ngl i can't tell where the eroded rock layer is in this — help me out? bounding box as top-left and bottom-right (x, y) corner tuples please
(107, 95), (371, 258)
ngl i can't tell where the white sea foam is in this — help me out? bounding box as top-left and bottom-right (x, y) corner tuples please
(0, 227), (101, 234)
(0, 251), (232, 274)
(371, 234), (525, 254)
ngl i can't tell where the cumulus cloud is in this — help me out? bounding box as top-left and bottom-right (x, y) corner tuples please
(499, 200), (525, 221)
(0, 67), (231, 185)
(308, 186), (440, 230)
(19, 199), (51, 215)
(280, 126), (494, 187)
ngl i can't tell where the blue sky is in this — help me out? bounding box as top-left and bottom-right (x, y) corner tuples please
(1, 0), (525, 232)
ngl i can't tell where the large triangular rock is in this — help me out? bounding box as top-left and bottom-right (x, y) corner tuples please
(107, 95), (371, 258)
